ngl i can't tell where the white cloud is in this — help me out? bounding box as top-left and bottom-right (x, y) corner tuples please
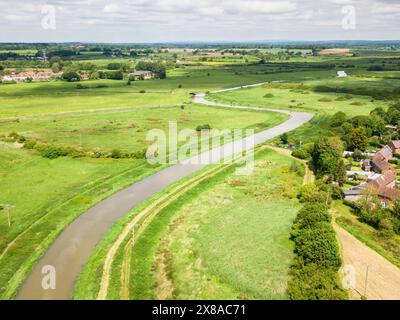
(103, 4), (120, 13)
(0, 0), (399, 41)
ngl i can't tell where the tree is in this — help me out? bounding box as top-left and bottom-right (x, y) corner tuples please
(311, 137), (343, 179)
(135, 61), (166, 79)
(107, 62), (122, 70)
(349, 127), (368, 151)
(107, 70), (123, 80)
(280, 133), (289, 144)
(392, 202), (400, 220)
(62, 70), (80, 82)
(330, 112), (346, 127)
(335, 159), (347, 186)
(51, 63), (61, 73)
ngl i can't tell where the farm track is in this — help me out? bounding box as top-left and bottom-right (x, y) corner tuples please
(108, 162), (234, 300)
(334, 224), (400, 300)
(17, 83), (313, 300)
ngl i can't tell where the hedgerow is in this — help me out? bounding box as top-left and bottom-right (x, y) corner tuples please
(288, 188), (347, 300)
(1, 132), (147, 160)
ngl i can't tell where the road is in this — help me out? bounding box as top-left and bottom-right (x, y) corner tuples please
(17, 83), (313, 300)
(335, 225), (400, 300)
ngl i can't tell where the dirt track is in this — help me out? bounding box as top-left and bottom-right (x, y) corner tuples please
(335, 225), (400, 300)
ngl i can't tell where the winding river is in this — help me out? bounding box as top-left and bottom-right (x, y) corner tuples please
(17, 83), (313, 300)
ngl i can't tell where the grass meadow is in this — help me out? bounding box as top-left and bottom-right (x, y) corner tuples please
(74, 148), (304, 300)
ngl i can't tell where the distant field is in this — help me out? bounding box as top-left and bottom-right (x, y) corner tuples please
(0, 50), (38, 56)
(0, 105), (287, 152)
(319, 48), (352, 56)
(207, 86), (381, 116)
(74, 148), (303, 300)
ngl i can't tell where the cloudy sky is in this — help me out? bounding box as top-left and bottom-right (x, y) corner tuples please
(0, 0), (399, 43)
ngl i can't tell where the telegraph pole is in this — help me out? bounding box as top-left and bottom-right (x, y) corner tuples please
(364, 265), (370, 298)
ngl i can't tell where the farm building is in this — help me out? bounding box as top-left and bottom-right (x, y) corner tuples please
(131, 70), (154, 81)
(336, 71), (348, 78)
(1, 71), (61, 82)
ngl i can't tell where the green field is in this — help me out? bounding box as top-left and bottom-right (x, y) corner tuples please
(208, 84), (383, 117)
(0, 105), (286, 153)
(74, 148), (303, 300)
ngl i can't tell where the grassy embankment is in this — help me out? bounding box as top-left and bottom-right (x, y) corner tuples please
(74, 148), (304, 300)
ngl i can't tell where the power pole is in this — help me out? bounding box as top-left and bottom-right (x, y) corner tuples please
(364, 265), (370, 298)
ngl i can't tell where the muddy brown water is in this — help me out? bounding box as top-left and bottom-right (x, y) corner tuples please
(16, 90), (313, 300)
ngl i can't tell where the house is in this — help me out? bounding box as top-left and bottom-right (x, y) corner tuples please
(337, 71), (348, 78)
(344, 184), (367, 201)
(1, 71), (61, 82)
(368, 169), (400, 206)
(362, 159), (372, 171)
(131, 70), (154, 81)
(346, 142), (400, 206)
(389, 140), (400, 155)
(371, 146), (393, 174)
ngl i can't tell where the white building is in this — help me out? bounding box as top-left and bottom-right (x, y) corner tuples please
(337, 71), (348, 78)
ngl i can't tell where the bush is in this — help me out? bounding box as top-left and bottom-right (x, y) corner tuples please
(330, 112), (347, 127)
(40, 145), (69, 159)
(264, 93), (274, 98)
(196, 124), (211, 132)
(318, 97), (332, 102)
(288, 185), (347, 300)
(298, 185), (332, 204)
(288, 262), (347, 300)
(23, 139), (37, 149)
(62, 70), (80, 82)
(106, 70), (124, 80)
(294, 222), (341, 268)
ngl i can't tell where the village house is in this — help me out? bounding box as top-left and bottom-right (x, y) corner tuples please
(345, 142), (400, 206)
(371, 145), (393, 174)
(130, 70), (154, 81)
(1, 71), (61, 82)
(362, 159), (372, 171)
(389, 140), (400, 155)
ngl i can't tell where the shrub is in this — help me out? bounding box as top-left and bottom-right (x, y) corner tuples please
(294, 223), (341, 269)
(40, 145), (69, 159)
(318, 97), (332, 102)
(288, 262), (347, 300)
(264, 93), (274, 98)
(110, 149), (123, 159)
(196, 124), (211, 132)
(330, 112), (347, 127)
(288, 184), (347, 300)
(23, 139), (37, 149)
(298, 185), (332, 204)
(350, 101), (365, 106)
(106, 70), (124, 80)
(62, 70), (80, 82)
